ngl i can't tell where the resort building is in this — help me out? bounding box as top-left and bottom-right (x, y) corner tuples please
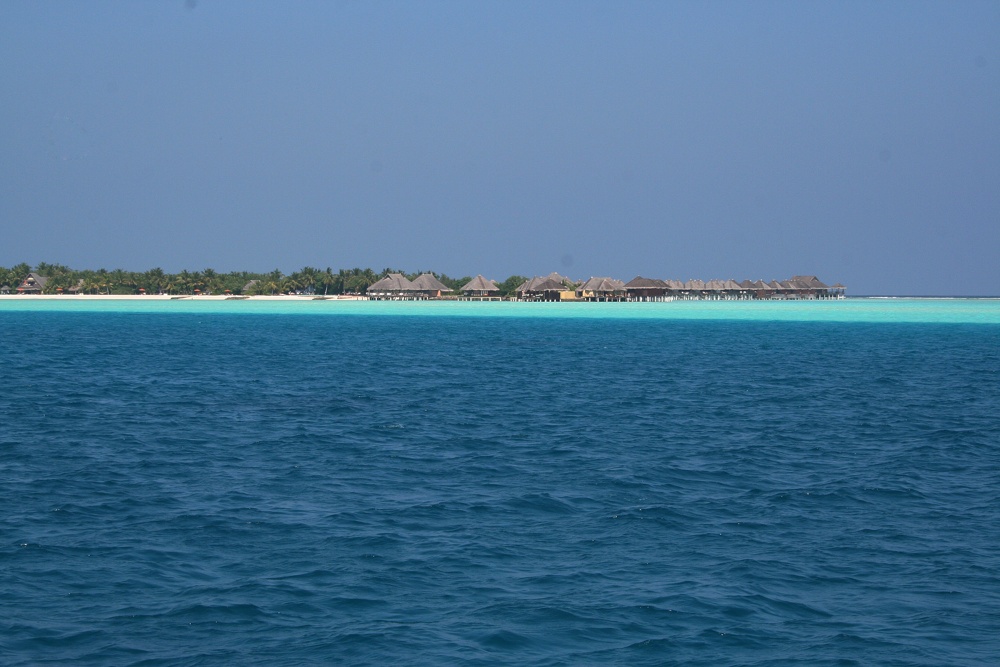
(365, 273), (453, 299)
(787, 275), (838, 299)
(516, 273), (576, 301)
(577, 277), (626, 301)
(366, 273), (417, 299)
(16, 273), (48, 294)
(460, 275), (500, 299)
(624, 277), (670, 301)
(410, 273), (452, 298)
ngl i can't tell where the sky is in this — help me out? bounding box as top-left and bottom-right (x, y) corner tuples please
(1, 1), (998, 295)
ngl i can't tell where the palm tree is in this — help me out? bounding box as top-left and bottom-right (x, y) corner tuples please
(265, 269), (284, 295)
(144, 267), (166, 294)
(202, 268), (220, 295)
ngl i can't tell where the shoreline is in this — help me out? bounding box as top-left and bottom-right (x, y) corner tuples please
(1, 294), (997, 302)
(0, 294), (368, 301)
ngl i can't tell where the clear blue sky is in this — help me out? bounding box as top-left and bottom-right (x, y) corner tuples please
(2, 1), (997, 295)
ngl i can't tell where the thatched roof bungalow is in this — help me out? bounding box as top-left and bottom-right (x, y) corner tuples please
(787, 275), (832, 298)
(516, 272), (574, 301)
(366, 273), (418, 299)
(410, 273), (451, 298)
(683, 279), (707, 298)
(577, 277), (625, 301)
(460, 275), (500, 297)
(704, 279), (727, 298)
(16, 273), (48, 295)
(664, 279), (686, 294)
(624, 276), (669, 300)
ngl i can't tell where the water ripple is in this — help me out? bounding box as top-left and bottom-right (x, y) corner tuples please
(0, 313), (998, 665)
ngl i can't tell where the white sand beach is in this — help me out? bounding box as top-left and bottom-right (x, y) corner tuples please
(0, 294), (369, 301)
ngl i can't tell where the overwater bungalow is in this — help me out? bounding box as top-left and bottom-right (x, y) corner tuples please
(664, 279), (685, 297)
(460, 275), (500, 299)
(624, 276), (671, 301)
(723, 279), (746, 299)
(577, 277), (626, 301)
(683, 279), (707, 299)
(366, 273), (419, 300)
(516, 272), (575, 301)
(704, 279), (728, 299)
(746, 280), (771, 299)
(787, 275), (835, 299)
(410, 273), (452, 298)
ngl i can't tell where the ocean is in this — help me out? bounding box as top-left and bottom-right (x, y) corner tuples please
(2, 299), (998, 665)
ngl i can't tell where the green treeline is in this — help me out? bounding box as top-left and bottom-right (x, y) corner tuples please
(0, 263), (529, 297)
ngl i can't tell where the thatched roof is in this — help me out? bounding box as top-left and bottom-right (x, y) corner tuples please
(624, 276), (668, 289)
(685, 279), (707, 291)
(579, 276), (625, 292)
(17, 273), (48, 293)
(461, 275), (499, 292)
(411, 273), (451, 292)
(790, 275), (829, 289)
(518, 273), (570, 293)
(665, 279), (686, 290)
(367, 273), (416, 293)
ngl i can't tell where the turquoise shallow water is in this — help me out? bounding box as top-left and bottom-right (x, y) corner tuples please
(2, 303), (998, 665)
(1, 296), (1000, 323)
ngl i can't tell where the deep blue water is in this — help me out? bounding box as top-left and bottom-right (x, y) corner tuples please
(2, 311), (999, 665)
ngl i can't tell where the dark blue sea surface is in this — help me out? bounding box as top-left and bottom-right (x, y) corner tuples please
(2, 311), (999, 665)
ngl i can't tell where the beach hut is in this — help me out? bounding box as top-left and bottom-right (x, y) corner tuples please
(16, 273), (48, 295)
(624, 276), (669, 301)
(0, 285), (11, 294)
(460, 275), (500, 298)
(410, 273), (452, 298)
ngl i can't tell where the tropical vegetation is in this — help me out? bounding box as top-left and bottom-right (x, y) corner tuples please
(0, 264), (528, 297)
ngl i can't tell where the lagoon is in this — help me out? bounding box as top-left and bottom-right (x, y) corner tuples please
(1, 296), (999, 324)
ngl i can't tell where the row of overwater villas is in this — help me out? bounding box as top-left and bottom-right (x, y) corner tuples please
(365, 273), (846, 301)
